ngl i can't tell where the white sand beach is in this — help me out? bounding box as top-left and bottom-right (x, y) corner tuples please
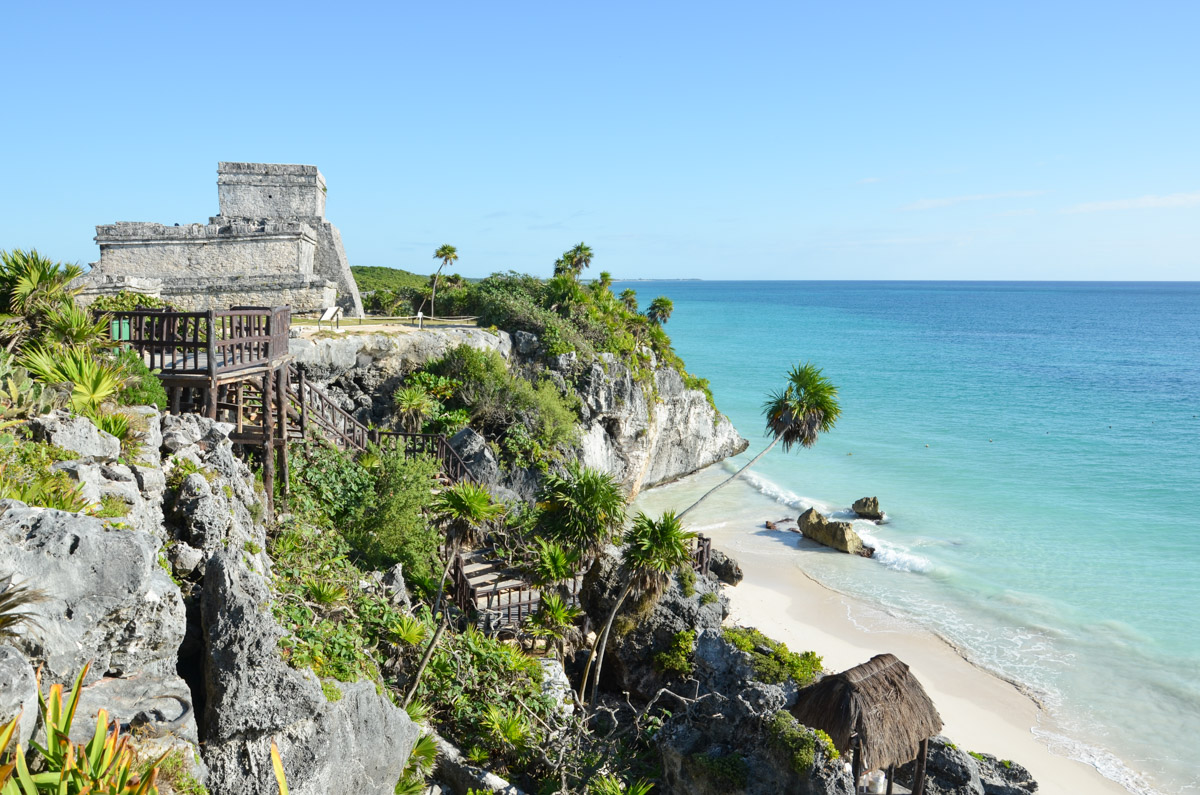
(633, 472), (1133, 795)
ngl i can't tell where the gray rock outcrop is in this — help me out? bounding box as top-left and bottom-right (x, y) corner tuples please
(29, 410), (120, 459)
(202, 553), (419, 795)
(0, 645), (37, 744)
(896, 736), (984, 795)
(0, 501), (185, 687)
(574, 357), (747, 496)
(709, 549), (744, 586)
(851, 496), (883, 521)
(655, 629), (853, 795)
(580, 553), (728, 700)
(797, 508), (864, 555)
(290, 328), (512, 396)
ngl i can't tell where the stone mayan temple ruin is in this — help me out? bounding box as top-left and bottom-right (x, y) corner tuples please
(80, 162), (364, 316)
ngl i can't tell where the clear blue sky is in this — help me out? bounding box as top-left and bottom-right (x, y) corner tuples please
(3, 1), (1198, 280)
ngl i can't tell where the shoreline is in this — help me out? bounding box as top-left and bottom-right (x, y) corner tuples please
(716, 540), (1130, 795)
(632, 471), (1138, 795)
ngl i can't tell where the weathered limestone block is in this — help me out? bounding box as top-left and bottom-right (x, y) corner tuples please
(575, 359), (748, 496)
(29, 411), (120, 459)
(852, 496), (884, 521)
(797, 508), (864, 555)
(0, 646), (38, 745)
(0, 501), (185, 687)
(201, 553), (419, 795)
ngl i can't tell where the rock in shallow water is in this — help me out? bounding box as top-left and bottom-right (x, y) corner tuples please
(798, 508), (864, 555)
(852, 496), (884, 521)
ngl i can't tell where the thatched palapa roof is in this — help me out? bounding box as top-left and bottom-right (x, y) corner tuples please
(791, 653), (943, 771)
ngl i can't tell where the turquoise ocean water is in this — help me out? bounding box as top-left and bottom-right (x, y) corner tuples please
(616, 281), (1200, 795)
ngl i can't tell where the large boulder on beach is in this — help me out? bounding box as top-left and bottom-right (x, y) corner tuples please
(798, 508), (863, 555)
(709, 549), (744, 585)
(852, 496), (884, 521)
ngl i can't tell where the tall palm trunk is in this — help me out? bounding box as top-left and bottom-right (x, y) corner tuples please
(579, 579), (634, 705)
(677, 436), (780, 521)
(402, 614), (448, 708)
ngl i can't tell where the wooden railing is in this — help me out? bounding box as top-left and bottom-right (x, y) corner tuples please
(103, 306), (291, 377)
(288, 365), (476, 484)
(692, 534), (712, 576)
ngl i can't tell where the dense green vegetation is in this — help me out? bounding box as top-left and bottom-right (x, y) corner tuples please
(723, 626), (823, 686)
(350, 265), (430, 292)
(765, 711), (839, 775)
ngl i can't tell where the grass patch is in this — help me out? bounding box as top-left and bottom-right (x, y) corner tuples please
(94, 494), (130, 518)
(678, 566), (696, 597)
(321, 680), (344, 702)
(699, 591), (718, 606)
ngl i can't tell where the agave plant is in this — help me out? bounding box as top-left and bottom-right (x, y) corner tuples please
(0, 464), (90, 514)
(529, 537), (580, 589)
(0, 352), (66, 426)
(0, 661), (164, 794)
(304, 580), (346, 606)
(388, 613), (427, 646)
(18, 346), (127, 415)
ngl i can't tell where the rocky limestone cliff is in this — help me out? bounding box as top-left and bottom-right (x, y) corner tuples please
(290, 330), (747, 499)
(1, 410), (418, 794)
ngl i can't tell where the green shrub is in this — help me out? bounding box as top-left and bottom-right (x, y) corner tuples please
(288, 443), (377, 527)
(766, 710), (818, 774)
(678, 566), (696, 597)
(349, 451), (441, 584)
(426, 345), (579, 466)
(723, 626), (822, 686)
(700, 591), (718, 605)
(94, 494), (130, 518)
(88, 290), (168, 313)
(0, 431), (89, 513)
(653, 630), (695, 676)
(114, 346), (168, 409)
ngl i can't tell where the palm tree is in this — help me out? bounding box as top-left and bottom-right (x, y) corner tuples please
(678, 362), (841, 521)
(0, 249), (83, 316)
(646, 296), (674, 326)
(430, 244), (458, 319)
(393, 385), (436, 434)
(538, 463), (627, 560)
(526, 591), (582, 660)
(596, 271), (613, 291)
(553, 250), (576, 278)
(406, 482), (506, 709)
(545, 273), (585, 317)
(619, 289), (638, 312)
(570, 242), (593, 276)
(582, 510), (695, 703)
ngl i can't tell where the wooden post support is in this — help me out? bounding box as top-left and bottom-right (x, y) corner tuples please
(913, 738), (929, 795)
(236, 383), (244, 434)
(276, 367), (289, 499)
(886, 764), (894, 794)
(205, 310), (218, 419)
(851, 737), (862, 795)
(262, 371), (275, 518)
(298, 368), (308, 437)
(169, 386), (180, 415)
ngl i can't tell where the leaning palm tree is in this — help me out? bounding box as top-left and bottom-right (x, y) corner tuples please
(582, 510), (695, 703)
(538, 463), (627, 560)
(430, 244), (458, 319)
(646, 296), (674, 326)
(553, 250), (577, 278)
(678, 362), (840, 521)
